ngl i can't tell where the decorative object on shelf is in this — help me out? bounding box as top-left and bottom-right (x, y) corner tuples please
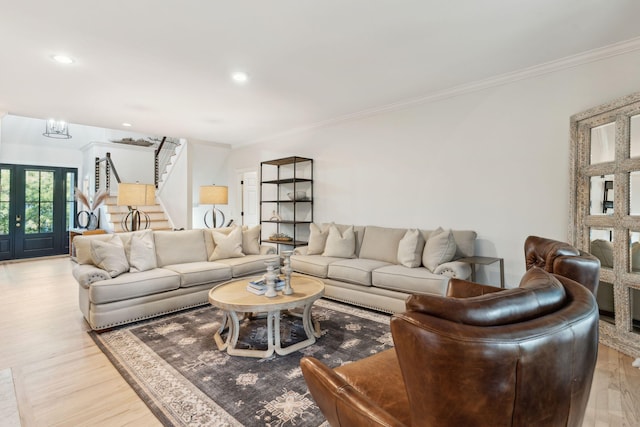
(74, 187), (108, 230)
(269, 210), (283, 221)
(287, 191), (307, 201)
(43, 119), (72, 139)
(199, 185), (228, 228)
(117, 182), (155, 231)
(269, 233), (293, 242)
(264, 261), (279, 297)
(282, 250), (294, 295)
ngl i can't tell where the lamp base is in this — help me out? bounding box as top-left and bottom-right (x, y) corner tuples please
(204, 207), (226, 228)
(121, 208), (151, 232)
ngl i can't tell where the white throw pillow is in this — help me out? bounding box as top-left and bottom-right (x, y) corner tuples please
(423, 227), (457, 271)
(90, 235), (129, 277)
(307, 223), (330, 255)
(242, 225), (261, 255)
(210, 226), (245, 260)
(397, 229), (426, 268)
(128, 230), (157, 272)
(323, 224), (356, 258)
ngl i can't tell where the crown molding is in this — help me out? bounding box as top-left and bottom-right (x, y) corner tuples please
(244, 36), (640, 147)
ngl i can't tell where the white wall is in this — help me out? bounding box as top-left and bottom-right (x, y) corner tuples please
(227, 49), (640, 287)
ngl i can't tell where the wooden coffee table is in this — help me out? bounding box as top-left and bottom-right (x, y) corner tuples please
(208, 274), (325, 358)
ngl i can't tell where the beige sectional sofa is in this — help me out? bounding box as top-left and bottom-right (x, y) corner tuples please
(291, 224), (477, 313)
(72, 227), (279, 330)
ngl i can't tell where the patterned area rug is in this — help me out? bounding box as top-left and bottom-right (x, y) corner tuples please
(90, 299), (393, 426)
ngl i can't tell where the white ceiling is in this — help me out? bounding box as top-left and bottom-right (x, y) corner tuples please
(1, 0), (640, 147)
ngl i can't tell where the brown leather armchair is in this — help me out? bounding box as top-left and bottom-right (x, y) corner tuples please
(524, 235), (600, 294)
(301, 237), (600, 427)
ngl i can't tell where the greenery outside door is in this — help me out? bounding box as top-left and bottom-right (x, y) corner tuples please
(0, 164), (77, 260)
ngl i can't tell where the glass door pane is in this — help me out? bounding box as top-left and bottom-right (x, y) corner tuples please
(24, 170), (54, 233)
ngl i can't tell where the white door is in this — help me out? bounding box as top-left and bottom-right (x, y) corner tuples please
(242, 171), (258, 226)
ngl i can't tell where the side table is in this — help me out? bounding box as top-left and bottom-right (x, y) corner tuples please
(458, 256), (505, 288)
(69, 228), (106, 257)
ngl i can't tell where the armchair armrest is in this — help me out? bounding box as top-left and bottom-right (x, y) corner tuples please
(434, 260), (471, 279)
(300, 356), (408, 427)
(260, 245), (277, 255)
(293, 246), (308, 255)
(72, 264), (110, 288)
(446, 278), (504, 298)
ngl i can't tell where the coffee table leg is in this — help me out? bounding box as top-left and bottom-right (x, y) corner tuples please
(302, 302), (321, 338)
(213, 311), (231, 350)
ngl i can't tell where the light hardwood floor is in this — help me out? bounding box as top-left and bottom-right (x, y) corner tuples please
(0, 257), (638, 426)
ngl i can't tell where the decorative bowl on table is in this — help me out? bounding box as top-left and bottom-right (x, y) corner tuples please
(287, 191), (307, 201)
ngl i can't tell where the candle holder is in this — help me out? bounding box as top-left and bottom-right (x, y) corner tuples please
(264, 261), (278, 298)
(282, 250), (294, 295)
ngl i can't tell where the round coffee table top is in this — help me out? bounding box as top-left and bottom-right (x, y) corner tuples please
(208, 274), (325, 313)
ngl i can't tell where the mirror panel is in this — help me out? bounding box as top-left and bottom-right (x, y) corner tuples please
(630, 114), (640, 158)
(590, 228), (614, 269)
(597, 281), (615, 325)
(631, 231), (640, 273)
(631, 172), (640, 215)
(590, 122), (615, 164)
(590, 175), (614, 215)
(630, 287), (640, 334)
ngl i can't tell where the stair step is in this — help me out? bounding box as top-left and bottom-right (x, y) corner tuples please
(107, 211), (168, 221)
(112, 219), (172, 233)
(106, 205), (165, 214)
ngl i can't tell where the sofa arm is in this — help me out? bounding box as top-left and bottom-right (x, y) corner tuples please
(434, 261), (471, 279)
(259, 246), (277, 255)
(72, 264), (110, 288)
(293, 246), (308, 255)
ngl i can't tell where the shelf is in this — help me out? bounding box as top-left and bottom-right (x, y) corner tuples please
(261, 156), (313, 166)
(260, 156), (313, 254)
(262, 200), (312, 204)
(261, 178), (313, 185)
(261, 239), (308, 246)
(262, 220), (312, 224)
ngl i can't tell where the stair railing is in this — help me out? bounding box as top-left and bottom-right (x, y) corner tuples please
(155, 137), (180, 188)
(95, 152), (122, 193)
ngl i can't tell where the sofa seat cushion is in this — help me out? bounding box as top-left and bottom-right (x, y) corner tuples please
(372, 265), (449, 296)
(291, 255), (345, 278)
(163, 262), (232, 288)
(89, 268), (181, 304)
(328, 259), (392, 287)
(216, 254), (280, 277)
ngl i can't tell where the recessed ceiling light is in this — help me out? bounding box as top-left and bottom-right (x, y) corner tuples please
(122, 122), (132, 127)
(52, 55), (74, 64)
(231, 71), (249, 84)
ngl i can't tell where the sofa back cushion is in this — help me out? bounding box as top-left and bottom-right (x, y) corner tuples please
(359, 226), (408, 264)
(154, 229), (207, 266)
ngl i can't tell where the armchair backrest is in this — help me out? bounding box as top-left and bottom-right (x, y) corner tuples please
(392, 267), (599, 427)
(524, 235), (600, 294)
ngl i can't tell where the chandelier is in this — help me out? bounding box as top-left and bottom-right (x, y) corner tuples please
(43, 119), (72, 139)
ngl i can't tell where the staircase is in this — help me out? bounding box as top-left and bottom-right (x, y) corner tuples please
(103, 195), (172, 232)
(94, 137), (185, 233)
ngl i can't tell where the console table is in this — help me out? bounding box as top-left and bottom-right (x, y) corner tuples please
(458, 256), (505, 288)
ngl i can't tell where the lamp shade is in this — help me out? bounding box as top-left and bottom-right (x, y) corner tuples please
(117, 183), (155, 206)
(199, 185), (228, 205)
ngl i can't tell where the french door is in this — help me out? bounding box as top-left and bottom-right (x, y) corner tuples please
(0, 164), (77, 260)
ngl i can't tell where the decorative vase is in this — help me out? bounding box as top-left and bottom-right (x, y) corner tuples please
(282, 250), (294, 295)
(264, 261), (278, 298)
(77, 210), (98, 230)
